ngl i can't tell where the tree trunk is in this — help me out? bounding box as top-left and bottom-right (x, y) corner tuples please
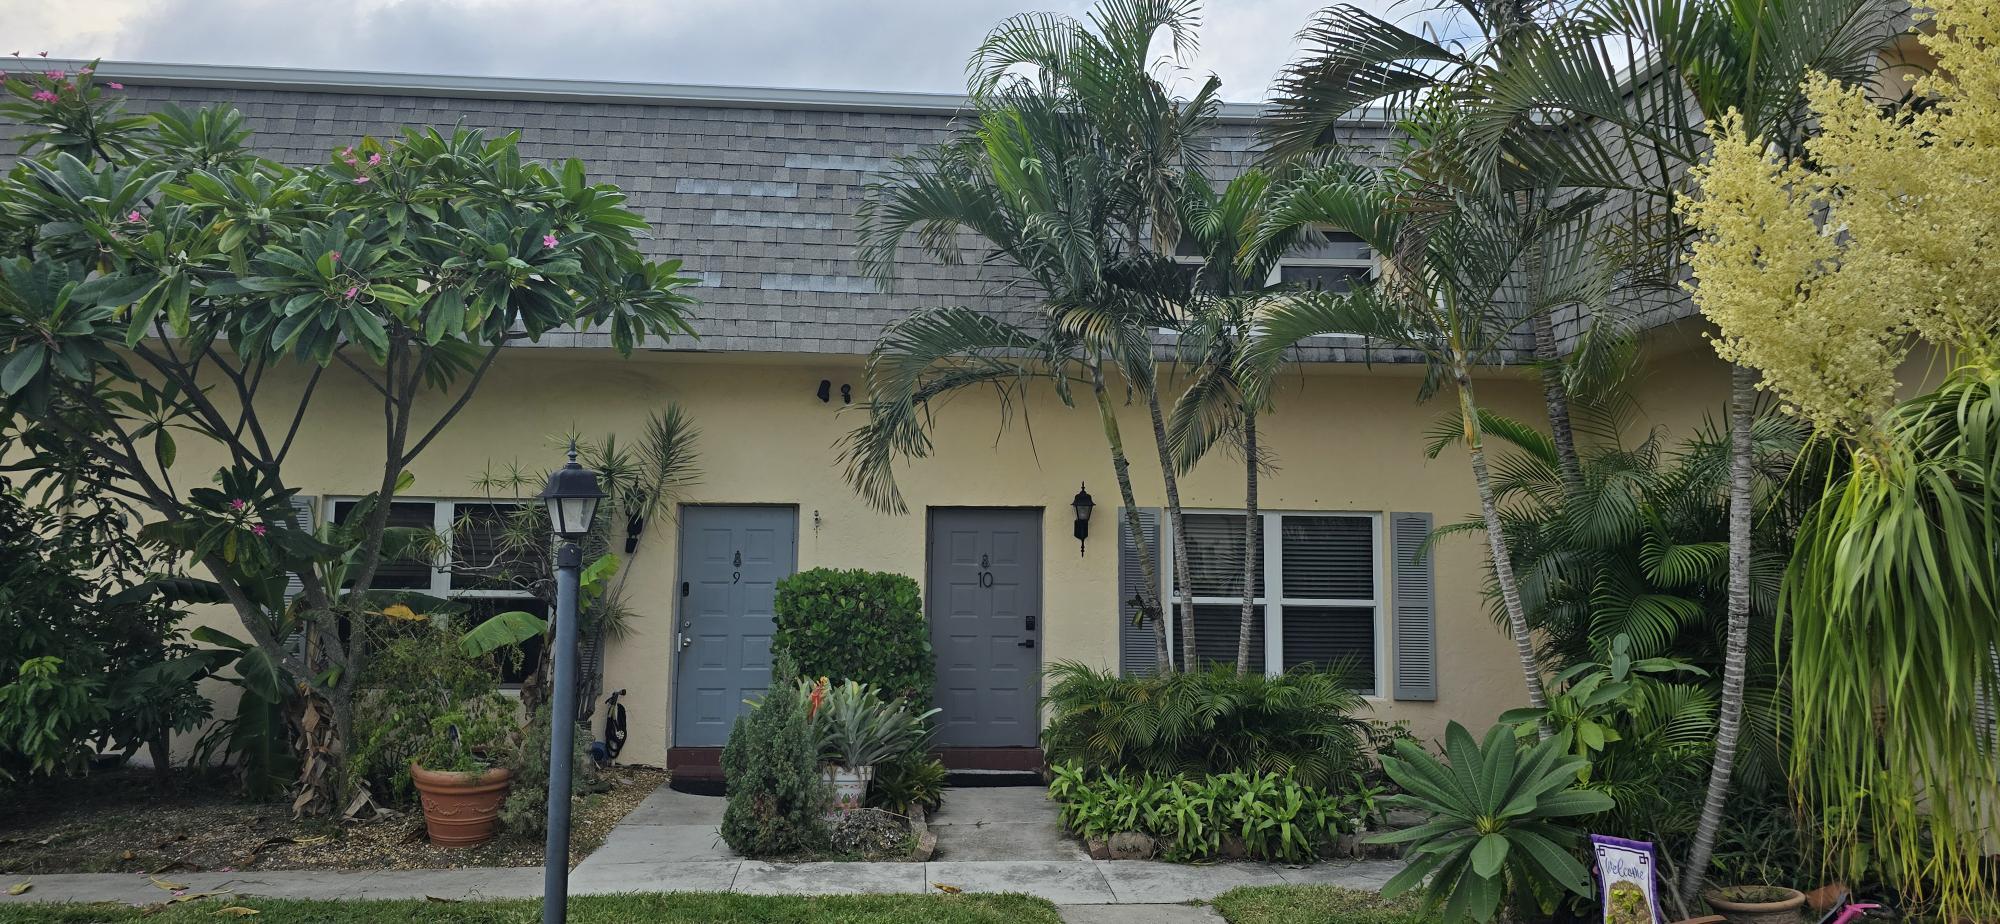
(1090, 360), (1170, 670)
(147, 733), (173, 790)
(1458, 370), (1549, 711)
(1681, 363), (1756, 903)
(1532, 306), (1583, 494)
(1238, 408), (1259, 676)
(1145, 383), (1199, 671)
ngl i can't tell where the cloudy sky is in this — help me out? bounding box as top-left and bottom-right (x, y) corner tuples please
(1, 0), (1403, 104)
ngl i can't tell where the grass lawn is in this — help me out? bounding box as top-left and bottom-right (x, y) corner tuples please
(0, 893), (1060, 923)
(1210, 885), (1425, 924)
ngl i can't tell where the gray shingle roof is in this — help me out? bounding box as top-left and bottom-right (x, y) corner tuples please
(0, 61), (1488, 364)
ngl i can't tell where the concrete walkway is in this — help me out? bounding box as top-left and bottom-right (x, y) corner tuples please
(2, 785), (1401, 911)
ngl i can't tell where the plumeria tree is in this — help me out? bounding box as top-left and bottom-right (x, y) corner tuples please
(1684, 0), (2000, 911)
(0, 64), (696, 814)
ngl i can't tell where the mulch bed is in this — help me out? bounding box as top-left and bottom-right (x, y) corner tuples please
(0, 765), (667, 874)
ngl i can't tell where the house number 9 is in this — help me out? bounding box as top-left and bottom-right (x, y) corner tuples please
(733, 550), (742, 583)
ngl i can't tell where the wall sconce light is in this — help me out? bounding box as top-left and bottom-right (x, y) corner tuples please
(1071, 482), (1094, 556)
(840, 383), (852, 404)
(817, 380), (832, 403)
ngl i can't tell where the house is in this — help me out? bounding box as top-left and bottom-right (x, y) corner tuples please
(0, 60), (1742, 775)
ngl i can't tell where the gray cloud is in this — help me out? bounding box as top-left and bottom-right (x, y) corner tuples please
(3, 0), (1371, 101)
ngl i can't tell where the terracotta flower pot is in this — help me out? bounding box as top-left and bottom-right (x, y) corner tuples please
(410, 762), (513, 847)
(1706, 886), (1807, 924)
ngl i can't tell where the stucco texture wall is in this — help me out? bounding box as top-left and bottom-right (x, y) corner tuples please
(164, 346), (1553, 767)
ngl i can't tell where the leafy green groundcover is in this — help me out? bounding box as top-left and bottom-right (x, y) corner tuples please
(0, 893), (1060, 924)
(1211, 885), (1425, 924)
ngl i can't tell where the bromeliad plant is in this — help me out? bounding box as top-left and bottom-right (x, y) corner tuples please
(800, 678), (938, 771)
(1369, 722), (1613, 923)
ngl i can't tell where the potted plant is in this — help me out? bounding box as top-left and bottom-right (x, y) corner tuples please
(804, 678), (937, 810)
(1704, 886), (1808, 924)
(352, 620), (523, 847)
(408, 703), (519, 846)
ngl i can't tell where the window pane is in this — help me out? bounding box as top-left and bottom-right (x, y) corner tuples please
(459, 596), (548, 688)
(1178, 513), (1263, 598)
(1281, 516), (1373, 598)
(1282, 605), (1374, 690)
(451, 502), (536, 591)
(1178, 603), (1265, 674)
(1279, 264), (1371, 293)
(333, 500), (435, 590)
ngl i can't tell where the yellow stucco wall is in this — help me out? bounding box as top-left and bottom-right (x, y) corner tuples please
(164, 346), (1559, 767)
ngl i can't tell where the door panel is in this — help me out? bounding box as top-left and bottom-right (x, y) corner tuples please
(928, 508), (1042, 747)
(674, 506), (796, 747)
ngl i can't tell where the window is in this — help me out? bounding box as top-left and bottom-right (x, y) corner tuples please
(1164, 230), (1380, 338)
(1163, 511), (1382, 693)
(331, 498), (547, 688)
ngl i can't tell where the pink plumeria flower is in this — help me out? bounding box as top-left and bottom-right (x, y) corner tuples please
(367, 152), (381, 166)
(79, 67), (93, 75)
(229, 499), (246, 511)
(45, 70), (63, 79)
(31, 90), (57, 103)
(353, 175), (369, 185)
(542, 234), (559, 248)
(127, 210), (143, 222)
(344, 285), (360, 300)
(330, 251), (341, 263)
(251, 524), (267, 537)
(107, 82), (123, 90)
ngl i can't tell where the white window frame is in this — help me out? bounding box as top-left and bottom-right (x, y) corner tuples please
(324, 495), (544, 689)
(1164, 231), (1381, 340)
(1159, 509), (1387, 697)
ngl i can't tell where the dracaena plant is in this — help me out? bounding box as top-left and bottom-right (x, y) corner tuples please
(1368, 721), (1614, 923)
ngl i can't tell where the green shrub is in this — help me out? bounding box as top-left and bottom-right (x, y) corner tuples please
(868, 755), (948, 815)
(720, 655), (828, 856)
(773, 568), (931, 708)
(1041, 662), (1369, 789)
(350, 623), (518, 802)
(1045, 761), (1361, 863)
(500, 704), (599, 839)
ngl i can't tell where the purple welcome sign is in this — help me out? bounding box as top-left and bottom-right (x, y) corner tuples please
(1592, 834), (1665, 924)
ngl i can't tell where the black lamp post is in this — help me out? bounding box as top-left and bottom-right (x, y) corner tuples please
(1071, 483), (1094, 556)
(538, 443), (604, 924)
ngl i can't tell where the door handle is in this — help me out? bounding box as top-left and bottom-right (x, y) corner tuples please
(1017, 639), (1036, 649)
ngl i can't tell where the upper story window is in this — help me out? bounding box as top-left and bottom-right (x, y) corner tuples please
(331, 498), (547, 688)
(1161, 510), (1382, 694)
(1166, 230), (1379, 338)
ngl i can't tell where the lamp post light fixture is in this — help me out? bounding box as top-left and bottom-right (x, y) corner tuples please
(538, 442), (605, 924)
(1071, 483), (1094, 556)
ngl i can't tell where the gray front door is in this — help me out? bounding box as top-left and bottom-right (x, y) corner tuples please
(674, 505), (796, 747)
(928, 508), (1042, 747)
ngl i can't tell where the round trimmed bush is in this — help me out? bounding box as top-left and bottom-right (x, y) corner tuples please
(772, 568), (932, 709)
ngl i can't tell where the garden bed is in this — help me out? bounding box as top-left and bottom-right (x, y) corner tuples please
(0, 766), (667, 874)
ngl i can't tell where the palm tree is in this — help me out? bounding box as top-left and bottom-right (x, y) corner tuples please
(1165, 168), (1309, 674)
(844, 0), (1219, 669)
(970, 0), (1223, 671)
(1579, 0), (1896, 898)
(1247, 161), (1621, 711)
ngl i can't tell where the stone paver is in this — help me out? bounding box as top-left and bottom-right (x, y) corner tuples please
(925, 860), (1117, 904)
(928, 786), (1088, 861)
(1058, 904), (1225, 924)
(1097, 859), (1287, 904)
(733, 861), (926, 896)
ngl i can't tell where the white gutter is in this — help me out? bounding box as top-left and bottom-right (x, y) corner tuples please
(37, 58), (1390, 125)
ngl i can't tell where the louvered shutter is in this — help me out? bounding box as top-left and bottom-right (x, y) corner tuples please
(281, 496), (316, 659)
(1117, 508), (1161, 677)
(1390, 512), (1437, 701)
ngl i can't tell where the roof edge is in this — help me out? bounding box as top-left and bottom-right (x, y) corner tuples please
(41, 58), (1385, 123)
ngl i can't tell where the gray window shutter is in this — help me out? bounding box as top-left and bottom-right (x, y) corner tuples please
(1118, 507), (1161, 677)
(282, 496), (316, 659)
(1390, 511), (1437, 701)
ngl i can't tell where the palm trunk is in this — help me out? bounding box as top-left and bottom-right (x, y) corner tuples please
(1145, 383), (1199, 671)
(1090, 359), (1170, 670)
(1239, 407), (1259, 676)
(1681, 363), (1756, 903)
(1532, 304), (1583, 494)
(1457, 368), (1549, 710)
